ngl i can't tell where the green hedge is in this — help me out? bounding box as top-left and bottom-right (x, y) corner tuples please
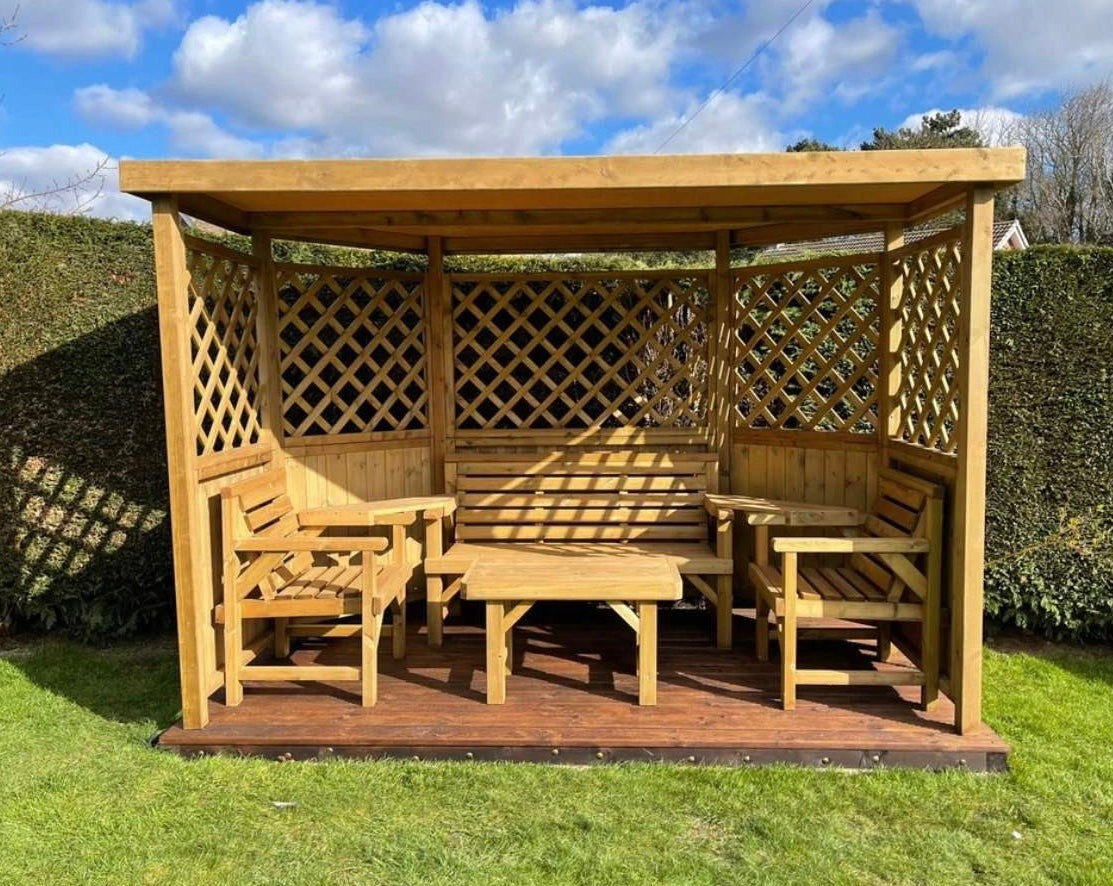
(1, 213), (1111, 640)
(985, 247), (1113, 639)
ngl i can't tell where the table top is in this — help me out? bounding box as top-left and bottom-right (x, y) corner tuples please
(462, 553), (682, 602)
(300, 495), (456, 526)
(705, 494), (862, 527)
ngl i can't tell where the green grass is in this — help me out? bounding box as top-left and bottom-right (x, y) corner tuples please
(2, 640), (1112, 884)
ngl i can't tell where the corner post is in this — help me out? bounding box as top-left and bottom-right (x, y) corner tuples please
(424, 237), (447, 494)
(952, 186), (995, 733)
(878, 223), (905, 465)
(152, 197), (209, 729)
(710, 230), (734, 492)
(252, 232), (284, 453)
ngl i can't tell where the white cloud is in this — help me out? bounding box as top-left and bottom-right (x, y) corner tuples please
(772, 9), (900, 109)
(19, 0), (176, 59)
(899, 106), (1025, 146)
(73, 85), (263, 158)
(167, 0), (688, 156)
(75, 85), (159, 129)
(605, 92), (785, 155)
(0, 144), (147, 220)
(909, 0), (1113, 98)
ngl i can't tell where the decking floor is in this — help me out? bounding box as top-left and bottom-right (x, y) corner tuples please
(158, 607), (1008, 770)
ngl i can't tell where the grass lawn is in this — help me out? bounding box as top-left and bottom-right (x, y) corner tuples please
(1, 637), (1111, 884)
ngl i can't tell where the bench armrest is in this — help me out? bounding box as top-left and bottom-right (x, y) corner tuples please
(235, 536), (390, 554)
(772, 537), (930, 555)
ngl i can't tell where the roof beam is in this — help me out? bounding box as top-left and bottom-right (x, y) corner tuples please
(252, 203), (907, 234)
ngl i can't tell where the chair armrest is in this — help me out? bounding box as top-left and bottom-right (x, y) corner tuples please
(235, 536), (390, 553)
(772, 537), (930, 554)
(298, 496), (455, 528)
(704, 493), (862, 527)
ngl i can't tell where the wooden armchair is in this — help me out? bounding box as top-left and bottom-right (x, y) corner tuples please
(749, 468), (944, 710)
(218, 468), (414, 707)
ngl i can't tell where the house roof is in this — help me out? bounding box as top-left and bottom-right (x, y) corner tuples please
(760, 218), (1029, 262)
(119, 148), (1026, 255)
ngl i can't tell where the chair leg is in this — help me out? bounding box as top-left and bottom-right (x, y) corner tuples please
(921, 605), (940, 712)
(224, 599), (243, 707)
(362, 610), (384, 708)
(426, 575), (444, 647)
(781, 611), (796, 711)
(392, 596), (406, 660)
(877, 623), (892, 663)
(274, 617), (290, 659)
(715, 574), (732, 650)
(755, 593), (770, 662)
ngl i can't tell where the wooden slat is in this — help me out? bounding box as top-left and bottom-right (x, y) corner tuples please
(457, 524), (708, 542)
(461, 507), (703, 524)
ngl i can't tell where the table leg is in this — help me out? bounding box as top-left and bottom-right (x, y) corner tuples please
(637, 602), (657, 706)
(485, 601), (507, 704)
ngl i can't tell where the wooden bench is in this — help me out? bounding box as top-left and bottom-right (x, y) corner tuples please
(749, 468), (944, 711)
(425, 450), (734, 648)
(463, 553), (682, 705)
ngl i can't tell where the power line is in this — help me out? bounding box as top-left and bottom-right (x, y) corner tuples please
(654, 0), (816, 154)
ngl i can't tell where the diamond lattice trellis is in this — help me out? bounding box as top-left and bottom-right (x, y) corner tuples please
(733, 260), (879, 433)
(893, 231), (963, 453)
(276, 267), (428, 438)
(185, 241), (263, 457)
(451, 274), (710, 431)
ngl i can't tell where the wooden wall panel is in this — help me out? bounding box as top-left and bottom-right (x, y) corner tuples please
(730, 434), (879, 593)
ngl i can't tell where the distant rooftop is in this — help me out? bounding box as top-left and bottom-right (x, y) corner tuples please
(761, 218), (1028, 262)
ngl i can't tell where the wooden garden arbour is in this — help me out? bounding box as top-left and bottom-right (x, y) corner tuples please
(121, 148), (1025, 741)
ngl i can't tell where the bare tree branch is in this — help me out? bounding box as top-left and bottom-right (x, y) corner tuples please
(1, 156), (112, 214)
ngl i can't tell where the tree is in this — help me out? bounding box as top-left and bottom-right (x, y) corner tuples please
(861, 110), (984, 151)
(785, 137), (842, 152)
(1006, 82), (1113, 244)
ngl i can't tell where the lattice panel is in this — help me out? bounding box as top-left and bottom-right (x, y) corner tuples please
(452, 274), (710, 430)
(734, 260), (879, 432)
(276, 267), (428, 438)
(185, 243), (263, 456)
(894, 231), (963, 452)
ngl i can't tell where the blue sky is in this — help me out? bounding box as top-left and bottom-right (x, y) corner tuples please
(1, 0), (1111, 218)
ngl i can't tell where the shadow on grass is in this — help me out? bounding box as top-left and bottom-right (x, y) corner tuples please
(2, 636), (183, 729)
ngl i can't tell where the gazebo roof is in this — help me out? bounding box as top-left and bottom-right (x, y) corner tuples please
(120, 148), (1025, 254)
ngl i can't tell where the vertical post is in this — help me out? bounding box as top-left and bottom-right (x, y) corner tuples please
(485, 601), (507, 704)
(637, 602), (657, 706)
(252, 233), (284, 453)
(878, 223), (905, 465)
(152, 197), (209, 729)
(952, 187), (995, 734)
(424, 237), (447, 494)
(711, 230), (734, 491)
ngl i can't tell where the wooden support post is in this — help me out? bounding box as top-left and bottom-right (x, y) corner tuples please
(361, 561), (380, 707)
(952, 187), (994, 734)
(485, 601), (507, 704)
(425, 514), (445, 647)
(424, 237), (448, 494)
(637, 602), (657, 706)
(251, 233), (284, 453)
(152, 197), (210, 729)
(878, 223), (905, 465)
(781, 551), (798, 711)
(711, 230), (734, 491)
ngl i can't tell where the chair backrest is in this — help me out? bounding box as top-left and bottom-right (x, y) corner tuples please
(221, 467), (310, 600)
(850, 467), (944, 602)
(447, 449), (718, 544)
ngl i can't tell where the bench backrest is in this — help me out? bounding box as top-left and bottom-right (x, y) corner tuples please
(851, 467), (944, 602)
(221, 466), (310, 600)
(447, 450), (718, 543)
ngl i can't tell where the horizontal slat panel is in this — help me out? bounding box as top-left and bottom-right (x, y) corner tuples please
(454, 461), (710, 476)
(459, 506), (704, 524)
(456, 524), (708, 542)
(458, 492), (705, 508)
(456, 475), (706, 492)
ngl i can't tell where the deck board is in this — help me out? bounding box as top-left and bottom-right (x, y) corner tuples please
(158, 607), (1008, 770)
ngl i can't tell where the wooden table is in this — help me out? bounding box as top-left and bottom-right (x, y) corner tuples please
(299, 496), (456, 527)
(461, 554), (682, 706)
(704, 494), (863, 575)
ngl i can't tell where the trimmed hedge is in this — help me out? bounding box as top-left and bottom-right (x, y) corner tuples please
(1, 213), (1111, 640)
(985, 247), (1113, 639)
